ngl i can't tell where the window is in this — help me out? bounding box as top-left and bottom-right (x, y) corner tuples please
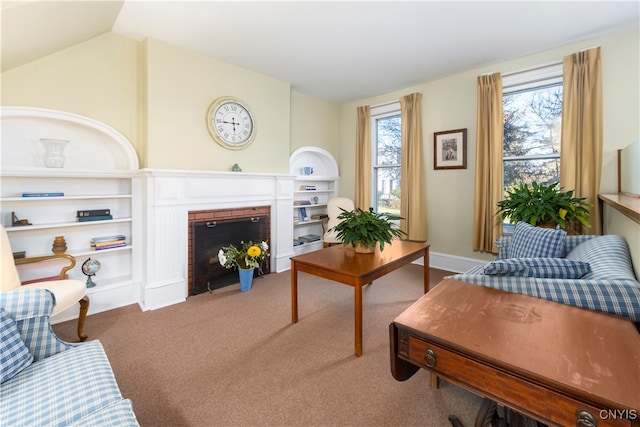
(502, 63), (563, 192)
(371, 102), (401, 215)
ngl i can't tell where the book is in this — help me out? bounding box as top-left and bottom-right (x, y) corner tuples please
(91, 235), (126, 243)
(77, 209), (111, 217)
(311, 214), (328, 220)
(300, 185), (316, 191)
(299, 234), (321, 242)
(77, 214), (113, 222)
(294, 200), (311, 206)
(298, 207), (309, 222)
(92, 240), (126, 248)
(22, 192), (64, 197)
(94, 242), (126, 251)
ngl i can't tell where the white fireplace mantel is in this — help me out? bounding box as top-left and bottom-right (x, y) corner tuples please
(139, 168), (294, 310)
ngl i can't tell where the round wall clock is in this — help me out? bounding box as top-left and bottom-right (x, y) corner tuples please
(206, 96), (256, 150)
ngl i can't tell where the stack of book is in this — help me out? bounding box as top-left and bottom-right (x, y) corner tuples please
(298, 234), (321, 243)
(77, 209), (112, 222)
(91, 235), (126, 251)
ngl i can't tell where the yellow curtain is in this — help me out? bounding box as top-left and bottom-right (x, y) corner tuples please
(355, 105), (371, 210)
(400, 93), (427, 241)
(560, 47), (603, 235)
(472, 73), (503, 253)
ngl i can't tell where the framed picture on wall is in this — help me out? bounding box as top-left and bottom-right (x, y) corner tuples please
(434, 128), (467, 170)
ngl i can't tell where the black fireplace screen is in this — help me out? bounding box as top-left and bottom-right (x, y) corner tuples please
(191, 216), (270, 295)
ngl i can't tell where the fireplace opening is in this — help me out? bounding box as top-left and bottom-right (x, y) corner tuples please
(189, 208), (270, 295)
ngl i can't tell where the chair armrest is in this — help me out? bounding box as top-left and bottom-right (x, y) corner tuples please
(0, 288), (76, 361)
(14, 253), (76, 279)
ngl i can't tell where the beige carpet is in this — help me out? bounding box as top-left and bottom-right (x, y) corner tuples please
(53, 265), (483, 427)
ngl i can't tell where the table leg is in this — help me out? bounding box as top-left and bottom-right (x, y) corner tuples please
(355, 283), (363, 357)
(424, 247), (430, 293)
(291, 261), (298, 323)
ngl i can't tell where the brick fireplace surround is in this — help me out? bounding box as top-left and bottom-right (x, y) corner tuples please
(187, 206), (271, 295)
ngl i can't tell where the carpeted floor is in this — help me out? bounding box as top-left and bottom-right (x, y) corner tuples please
(53, 265), (483, 427)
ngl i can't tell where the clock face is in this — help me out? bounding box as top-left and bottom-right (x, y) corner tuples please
(207, 97), (256, 150)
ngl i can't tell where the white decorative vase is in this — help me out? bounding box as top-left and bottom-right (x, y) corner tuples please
(41, 138), (69, 168)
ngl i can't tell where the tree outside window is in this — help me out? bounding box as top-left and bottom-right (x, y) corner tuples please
(372, 109), (401, 216)
(503, 84), (563, 191)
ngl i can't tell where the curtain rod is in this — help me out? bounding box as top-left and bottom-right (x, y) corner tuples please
(370, 92), (422, 109)
(502, 61), (563, 78)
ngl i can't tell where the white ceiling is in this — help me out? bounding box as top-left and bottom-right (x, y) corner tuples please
(2, 1), (639, 103)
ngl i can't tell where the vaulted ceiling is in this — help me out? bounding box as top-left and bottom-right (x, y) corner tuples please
(2, 1), (638, 103)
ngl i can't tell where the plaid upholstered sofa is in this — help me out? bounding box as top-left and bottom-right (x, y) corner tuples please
(0, 288), (139, 426)
(448, 222), (640, 323)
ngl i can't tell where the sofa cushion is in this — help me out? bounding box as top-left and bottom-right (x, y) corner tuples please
(484, 258), (591, 279)
(566, 234), (637, 280)
(0, 340), (128, 426)
(0, 308), (33, 383)
(509, 222), (567, 258)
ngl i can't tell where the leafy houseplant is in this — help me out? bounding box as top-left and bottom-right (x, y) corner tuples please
(330, 207), (407, 253)
(496, 182), (591, 229)
(218, 240), (270, 272)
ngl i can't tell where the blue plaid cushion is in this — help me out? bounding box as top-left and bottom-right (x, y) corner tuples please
(0, 341), (132, 426)
(484, 258), (591, 279)
(0, 308), (33, 383)
(566, 234), (636, 280)
(509, 222), (567, 258)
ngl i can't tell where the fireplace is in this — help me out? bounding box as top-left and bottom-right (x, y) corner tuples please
(188, 206), (271, 295)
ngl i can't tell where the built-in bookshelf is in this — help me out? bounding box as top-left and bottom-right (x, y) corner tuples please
(289, 147), (339, 255)
(0, 106), (141, 319)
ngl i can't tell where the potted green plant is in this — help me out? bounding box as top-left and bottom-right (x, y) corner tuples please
(496, 182), (591, 229)
(330, 207), (407, 253)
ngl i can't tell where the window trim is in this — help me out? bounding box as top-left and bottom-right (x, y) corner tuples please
(370, 101), (401, 214)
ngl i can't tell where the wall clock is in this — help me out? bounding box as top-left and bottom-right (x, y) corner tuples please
(206, 96), (256, 150)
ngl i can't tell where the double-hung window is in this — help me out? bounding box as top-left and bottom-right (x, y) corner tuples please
(371, 102), (401, 215)
(502, 63), (563, 192)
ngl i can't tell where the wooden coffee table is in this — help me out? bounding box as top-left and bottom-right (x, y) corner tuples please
(290, 240), (429, 357)
(390, 279), (640, 426)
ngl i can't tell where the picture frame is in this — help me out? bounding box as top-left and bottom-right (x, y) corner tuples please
(434, 128), (467, 170)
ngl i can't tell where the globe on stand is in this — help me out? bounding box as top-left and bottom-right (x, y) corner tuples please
(82, 258), (101, 288)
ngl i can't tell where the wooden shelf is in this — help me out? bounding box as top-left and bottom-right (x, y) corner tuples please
(599, 193), (640, 224)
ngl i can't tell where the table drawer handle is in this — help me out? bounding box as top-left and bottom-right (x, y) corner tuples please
(576, 409), (597, 427)
(424, 348), (437, 368)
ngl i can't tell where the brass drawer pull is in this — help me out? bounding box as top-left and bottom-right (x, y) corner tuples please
(576, 409), (597, 427)
(424, 348), (437, 368)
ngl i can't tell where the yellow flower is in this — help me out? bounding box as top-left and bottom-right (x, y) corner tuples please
(247, 245), (261, 257)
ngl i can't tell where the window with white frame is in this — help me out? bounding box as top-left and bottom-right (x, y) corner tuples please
(371, 102), (401, 215)
(502, 63), (563, 193)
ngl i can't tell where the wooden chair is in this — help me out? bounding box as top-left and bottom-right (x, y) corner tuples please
(1, 224), (89, 341)
(322, 197), (355, 247)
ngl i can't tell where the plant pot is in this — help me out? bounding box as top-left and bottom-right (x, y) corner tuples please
(238, 268), (255, 292)
(354, 241), (376, 254)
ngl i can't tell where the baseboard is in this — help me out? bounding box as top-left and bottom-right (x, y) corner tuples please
(428, 251), (487, 274)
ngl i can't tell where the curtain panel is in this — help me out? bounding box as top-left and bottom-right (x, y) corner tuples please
(355, 105), (371, 210)
(472, 73), (504, 253)
(400, 93), (427, 241)
(560, 47), (603, 235)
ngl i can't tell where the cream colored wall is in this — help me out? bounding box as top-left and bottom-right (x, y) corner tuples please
(338, 28), (639, 262)
(2, 34), (339, 174)
(143, 38), (291, 172)
(1, 32), (141, 156)
(290, 91), (339, 159)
